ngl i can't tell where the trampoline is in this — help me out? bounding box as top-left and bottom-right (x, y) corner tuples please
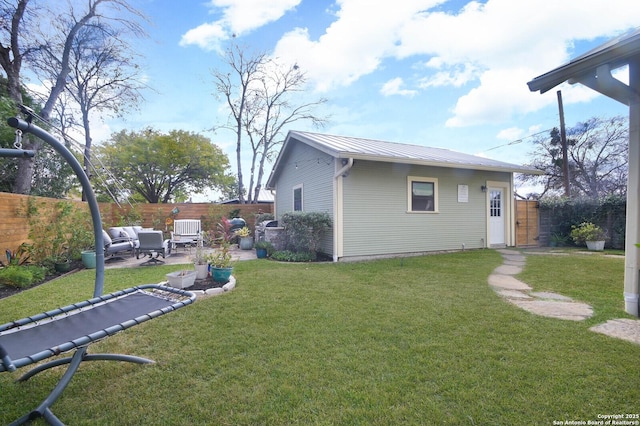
(0, 111), (196, 425)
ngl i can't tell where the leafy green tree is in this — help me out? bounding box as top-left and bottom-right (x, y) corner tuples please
(96, 128), (234, 203)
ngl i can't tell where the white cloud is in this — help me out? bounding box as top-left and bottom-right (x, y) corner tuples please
(272, 0), (640, 126)
(380, 77), (417, 97)
(180, 0), (301, 48)
(181, 0), (640, 127)
(180, 22), (227, 51)
(496, 127), (523, 142)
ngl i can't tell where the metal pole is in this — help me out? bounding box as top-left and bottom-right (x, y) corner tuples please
(624, 58), (640, 316)
(557, 90), (570, 197)
(7, 117), (105, 297)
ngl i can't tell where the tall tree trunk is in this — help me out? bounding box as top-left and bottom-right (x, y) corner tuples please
(12, 0), (105, 194)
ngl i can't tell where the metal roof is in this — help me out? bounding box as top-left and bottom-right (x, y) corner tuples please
(267, 131), (540, 187)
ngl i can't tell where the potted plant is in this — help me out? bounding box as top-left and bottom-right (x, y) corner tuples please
(206, 242), (234, 283)
(191, 245), (209, 279)
(81, 249), (96, 269)
(549, 232), (568, 248)
(236, 226), (254, 250)
(165, 269), (197, 289)
(570, 222), (607, 251)
(254, 240), (273, 259)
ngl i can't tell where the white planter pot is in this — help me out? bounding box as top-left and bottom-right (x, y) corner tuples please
(586, 240), (605, 251)
(194, 263), (209, 279)
(239, 236), (254, 250)
(166, 270), (197, 289)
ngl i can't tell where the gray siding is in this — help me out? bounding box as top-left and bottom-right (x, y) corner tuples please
(273, 140), (335, 255)
(341, 160), (510, 258)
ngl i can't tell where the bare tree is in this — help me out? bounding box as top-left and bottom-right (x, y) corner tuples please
(0, 0), (145, 194)
(212, 44), (266, 203)
(247, 62), (327, 203)
(212, 44), (328, 203)
(64, 24), (146, 199)
(520, 115), (629, 198)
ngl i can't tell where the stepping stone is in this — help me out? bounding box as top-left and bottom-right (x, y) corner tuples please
(497, 249), (520, 256)
(496, 289), (532, 299)
(493, 264), (522, 275)
(530, 292), (573, 301)
(488, 274), (532, 291)
(509, 300), (593, 321)
(503, 254), (526, 263)
(590, 319), (640, 345)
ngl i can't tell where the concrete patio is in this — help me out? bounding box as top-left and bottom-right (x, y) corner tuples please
(104, 245), (257, 269)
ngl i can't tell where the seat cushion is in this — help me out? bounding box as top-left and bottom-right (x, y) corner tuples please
(102, 230), (113, 247)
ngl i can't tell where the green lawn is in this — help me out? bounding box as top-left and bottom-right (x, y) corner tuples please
(1, 250), (638, 425)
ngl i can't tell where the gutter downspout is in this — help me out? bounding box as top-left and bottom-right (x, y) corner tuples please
(333, 158), (354, 262)
(334, 158), (354, 179)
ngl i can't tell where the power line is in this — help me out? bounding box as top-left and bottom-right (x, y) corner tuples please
(485, 128), (554, 152)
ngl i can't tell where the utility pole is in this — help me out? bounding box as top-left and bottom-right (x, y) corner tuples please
(557, 90), (570, 197)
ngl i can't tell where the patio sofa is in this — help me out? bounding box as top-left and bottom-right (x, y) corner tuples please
(108, 226), (143, 249)
(102, 230), (134, 258)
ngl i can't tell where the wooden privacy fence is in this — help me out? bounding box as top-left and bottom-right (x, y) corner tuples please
(515, 199), (539, 247)
(0, 192), (272, 254)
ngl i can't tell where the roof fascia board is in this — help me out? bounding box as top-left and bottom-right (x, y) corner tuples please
(342, 154), (542, 175)
(287, 131), (340, 157)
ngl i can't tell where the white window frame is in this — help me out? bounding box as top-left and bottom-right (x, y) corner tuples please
(293, 184), (303, 211)
(407, 176), (438, 213)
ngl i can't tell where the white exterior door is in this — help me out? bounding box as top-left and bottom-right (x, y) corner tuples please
(489, 188), (505, 246)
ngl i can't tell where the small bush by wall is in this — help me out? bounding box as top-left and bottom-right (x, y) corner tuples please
(280, 211), (332, 258)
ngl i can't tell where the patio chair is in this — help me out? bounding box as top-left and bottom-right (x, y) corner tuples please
(1, 113), (196, 425)
(136, 230), (171, 264)
(170, 219), (202, 250)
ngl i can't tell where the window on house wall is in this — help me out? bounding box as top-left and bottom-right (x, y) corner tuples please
(293, 184), (303, 211)
(408, 176), (438, 212)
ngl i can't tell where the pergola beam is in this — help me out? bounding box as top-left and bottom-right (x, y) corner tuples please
(527, 28), (640, 317)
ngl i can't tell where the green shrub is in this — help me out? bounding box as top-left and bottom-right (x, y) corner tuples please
(539, 195), (625, 248)
(570, 222), (607, 245)
(254, 212), (274, 225)
(0, 265), (45, 288)
(270, 250), (315, 262)
(280, 211), (332, 258)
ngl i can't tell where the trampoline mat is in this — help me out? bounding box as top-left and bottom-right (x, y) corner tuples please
(0, 291), (177, 361)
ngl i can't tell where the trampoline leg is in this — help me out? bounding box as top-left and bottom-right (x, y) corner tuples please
(83, 353), (154, 364)
(18, 353), (154, 382)
(10, 347), (87, 426)
(18, 357), (74, 382)
(11, 350), (155, 425)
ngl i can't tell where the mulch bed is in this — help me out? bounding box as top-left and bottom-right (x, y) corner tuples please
(186, 278), (226, 291)
(0, 268), (227, 302)
(0, 261), (85, 301)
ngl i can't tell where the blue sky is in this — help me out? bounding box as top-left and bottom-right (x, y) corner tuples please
(97, 0), (638, 200)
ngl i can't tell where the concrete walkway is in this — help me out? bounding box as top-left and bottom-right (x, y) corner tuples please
(489, 249), (640, 345)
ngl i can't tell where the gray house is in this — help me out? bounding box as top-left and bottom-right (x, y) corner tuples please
(266, 131), (539, 261)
